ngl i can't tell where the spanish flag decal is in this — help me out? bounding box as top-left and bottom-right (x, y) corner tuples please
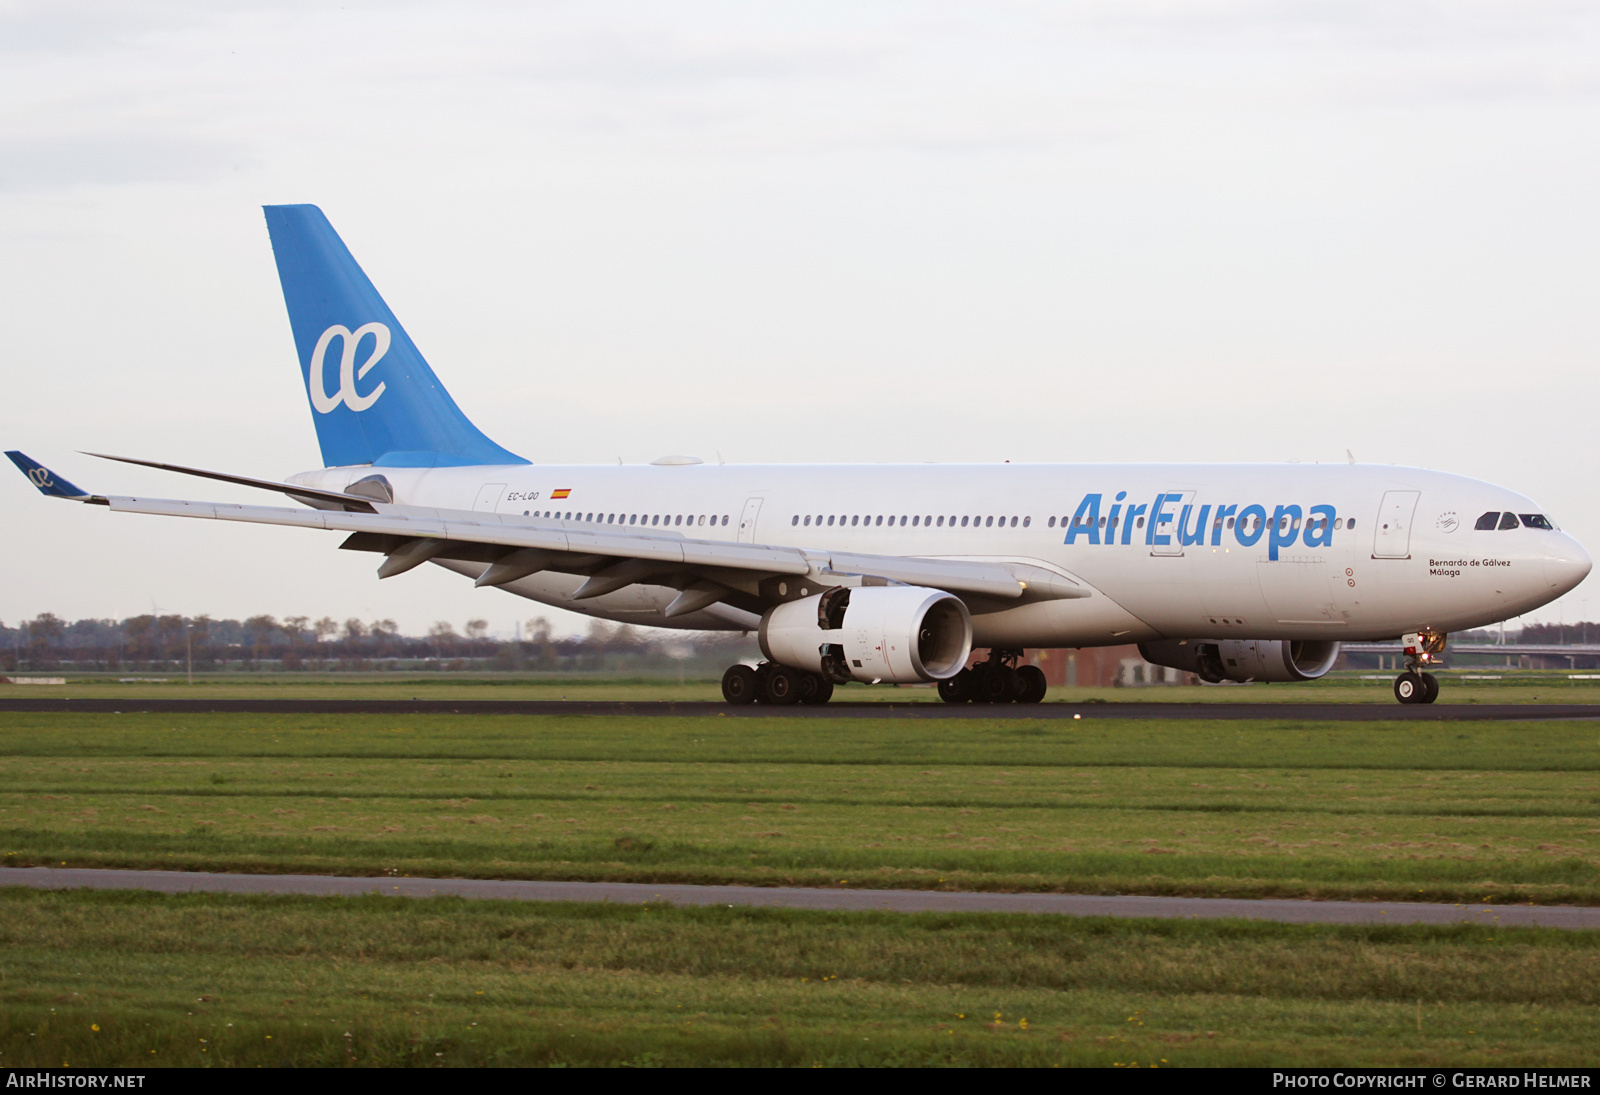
(551, 488), (571, 500)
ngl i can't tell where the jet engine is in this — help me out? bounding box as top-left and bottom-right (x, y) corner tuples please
(1138, 639), (1340, 684)
(759, 585), (973, 684)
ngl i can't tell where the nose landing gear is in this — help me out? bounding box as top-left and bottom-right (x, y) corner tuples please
(1393, 670), (1439, 705)
(1393, 631), (1446, 705)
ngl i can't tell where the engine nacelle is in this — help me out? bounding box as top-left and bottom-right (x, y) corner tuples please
(759, 585), (973, 684)
(1138, 639), (1340, 684)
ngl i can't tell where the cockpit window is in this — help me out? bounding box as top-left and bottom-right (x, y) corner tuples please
(1498, 512), (1520, 531)
(1520, 513), (1554, 530)
(1475, 511), (1500, 531)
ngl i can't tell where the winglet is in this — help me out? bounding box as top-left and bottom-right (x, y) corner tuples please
(6, 451), (93, 500)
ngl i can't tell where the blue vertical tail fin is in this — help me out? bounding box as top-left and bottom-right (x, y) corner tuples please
(263, 204), (527, 468)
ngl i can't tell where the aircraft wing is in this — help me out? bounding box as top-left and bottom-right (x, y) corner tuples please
(7, 452), (1089, 616)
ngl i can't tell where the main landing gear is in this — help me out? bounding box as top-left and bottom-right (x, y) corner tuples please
(938, 649), (1048, 705)
(1393, 630), (1446, 705)
(720, 650), (1051, 707)
(721, 662), (835, 706)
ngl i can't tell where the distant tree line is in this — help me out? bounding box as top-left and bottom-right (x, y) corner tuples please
(0, 613), (756, 675)
(1511, 621), (1600, 646)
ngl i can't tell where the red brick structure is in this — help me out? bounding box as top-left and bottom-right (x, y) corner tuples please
(1019, 646), (1197, 688)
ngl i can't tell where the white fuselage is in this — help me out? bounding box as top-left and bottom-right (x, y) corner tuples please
(289, 461), (1591, 647)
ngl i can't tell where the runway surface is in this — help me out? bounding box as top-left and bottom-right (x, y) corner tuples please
(7, 866), (1595, 929)
(1, 697), (1598, 720)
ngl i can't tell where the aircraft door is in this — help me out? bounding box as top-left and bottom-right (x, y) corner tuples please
(1150, 490), (1196, 556)
(474, 483), (506, 513)
(738, 497), (763, 544)
(1372, 491), (1420, 559)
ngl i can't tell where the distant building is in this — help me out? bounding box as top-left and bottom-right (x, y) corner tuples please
(1021, 646), (1196, 688)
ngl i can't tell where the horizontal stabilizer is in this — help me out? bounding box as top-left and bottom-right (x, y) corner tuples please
(85, 452), (379, 513)
(5, 451), (93, 500)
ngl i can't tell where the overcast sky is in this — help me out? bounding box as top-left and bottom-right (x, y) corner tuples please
(2, 0), (1598, 637)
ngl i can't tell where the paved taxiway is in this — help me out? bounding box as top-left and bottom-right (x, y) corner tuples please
(0, 698), (1597, 720)
(7, 867), (1595, 929)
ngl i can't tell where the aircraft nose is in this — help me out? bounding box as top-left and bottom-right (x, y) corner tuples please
(1543, 534), (1593, 594)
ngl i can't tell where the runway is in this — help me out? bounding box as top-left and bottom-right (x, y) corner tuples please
(1, 697), (1598, 720)
(6, 866), (1595, 929)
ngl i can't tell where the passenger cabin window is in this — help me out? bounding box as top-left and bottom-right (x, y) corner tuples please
(1521, 514), (1554, 529)
(1498, 512), (1519, 531)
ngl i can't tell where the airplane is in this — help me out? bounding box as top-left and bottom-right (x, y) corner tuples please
(7, 205), (1591, 706)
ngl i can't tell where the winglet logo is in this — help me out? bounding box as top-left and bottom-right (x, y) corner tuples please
(27, 467), (53, 489)
(309, 322), (390, 413)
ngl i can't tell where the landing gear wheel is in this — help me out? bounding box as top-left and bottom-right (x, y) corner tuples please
(762, 664), (802, 706)
(1015, 664), (1048, 704)
(938, 668), (973, 703)
(978, 664), (1017, 704)
(1394, 671), (1425, 705)
(722, 664), (758, 705)
(1420, 672), (1439, 705)
(798, 673), (834, 705)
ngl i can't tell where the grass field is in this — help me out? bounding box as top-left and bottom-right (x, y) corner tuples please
(2, 709), (1599, 904)
(5, 668), (1600, 703)
(4, 696), (1598, 1067)
(2, 888), (1597, 1067)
